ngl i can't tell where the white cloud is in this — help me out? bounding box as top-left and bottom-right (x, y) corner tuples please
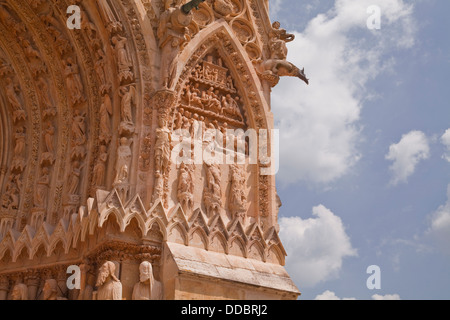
(315, 291), (401, 300)
(279, 205), (357, 288)
(315, 290), (356, 300)
(441, 129), (450, 162)
(272, 0), (416, 185)
(385, 131), (430, 185)
(372, 294), (401, 300)
(426, 184), (450, 254)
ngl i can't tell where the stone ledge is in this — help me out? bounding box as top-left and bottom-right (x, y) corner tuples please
(167, 242), (300, 296)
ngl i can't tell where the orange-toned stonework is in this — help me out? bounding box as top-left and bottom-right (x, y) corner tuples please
(0, 0), (306, 300)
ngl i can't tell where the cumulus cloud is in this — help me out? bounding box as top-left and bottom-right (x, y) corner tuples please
(441, 129), (450, 162)
(315, 291), (401, 300)
(372, 294), (401, 300)
(279, 205), (357, 288)
(272, 0), (416, 185)
(315, 290), (356, 300)
(426, 184), (450, 254)
(385, 131), (430, 185)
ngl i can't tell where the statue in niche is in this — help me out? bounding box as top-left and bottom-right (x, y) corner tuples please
(112, 35), (133, 82)
(5, 77), (25, 122)
(64, 57), (84, 106)
(43, 279), (66, 300)
(132, 261), (163, 300)
(44, 121), (55, 153)
(154, 115), (171, 177)
(21, 38), (40, 61)
(95, 261), (122, 300)
(36, 76), (56, 117)
(114, 137), (132, 185)
(228, 165), (247, 219)
(13, 127), (26, 158)
(67, 161), (84, 195)
(71, 109), (87, 146)
(99, 92), (112, 142)
(34, 167), (50, 209)
(203, 162), (222, 216)
(2, 175), (22, 210)
(119, 85), (136, 125)
(11, 283), (28, 300)
(222, 94), (242, 120)
(177, 163), (194, 213)
(95, 49), (110, 93)
(93, 145), (109, 187)
(157, 0), (192, 88)
(214, 0), (234, 16)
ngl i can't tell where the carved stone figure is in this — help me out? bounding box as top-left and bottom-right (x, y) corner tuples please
(119, 85), (135, 124)
(67, 161), (83, 195)
(72, 110), (86, 146)
(13, 127), (26, 158)
(11, 283), (28, 300)
(64, 58), (84, 106)
(228, 165), (247, 218)
(93, 145), (109, 188)
(112, 35), (133, 82)
(157, 0), (193, 88)
(132, 261), (163, 300)
(99, 92), (112, 142)
(154, 117), (172, 176)
(204, 162), (222, 216)
(95, 261), (122, 300)
(177, 163), (194, 213)
(114, 137), (132, 184)
(44, 122), (55, 153)
(34, 167), (50, 209)
(43, 279), (66, 300)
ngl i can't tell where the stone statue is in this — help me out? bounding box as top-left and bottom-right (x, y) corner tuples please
(11, 283), (28, 300)
(154, 117), (171, 176)
(114, 137), (132, 185)
(157, 0), (192, 88)
(42, 279), (66, 300)
(119, 85), (135, 124)
(99, 92), (112, 141)
(64, 57), (84, 106)
(44, 121), (55, 153)
(132, 261), (163, 300)
(177, 163), (194, 213)
(204, 162), (222, 216)
(13, 127), (26, 158)
(67, 161), (84, 195)
(228, 165), (247, 218)
(71, 109), (87, 146)
(34, 167), (50, 209)
(95, 261), (122, 300)
(93, 145), (108, 187)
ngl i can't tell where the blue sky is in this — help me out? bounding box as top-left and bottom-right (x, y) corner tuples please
(270, 0), (450, 300)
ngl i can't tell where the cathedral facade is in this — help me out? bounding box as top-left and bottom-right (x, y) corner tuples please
(0, 0), (306, 300)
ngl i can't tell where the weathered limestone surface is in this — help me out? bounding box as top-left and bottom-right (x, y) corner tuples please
(0, 0), (306, 300)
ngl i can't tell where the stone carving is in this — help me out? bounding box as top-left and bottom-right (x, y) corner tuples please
(34, 167), (50, 209)
(36, 76), (55, 118)
(43, 279), (66, 300)
(203, 162), (222, 216)
(112, 35), (133, 83)
(99, 92), (113, 143)
(228, 165), (247, 219)
(157, 0), (193, 88)
(11, 283), (28, 300)
(93, 145), (109, 188)
(255, 21), (309, 86)
(119, 85), (135, 125)
(67, 161), (84, 195)
(95, 261), (122, 300)
(94, 49), (110, 94)
(64, 58), (85, 106)
(1, 174), (22, 210)
(132, 261), (163, 300)
(5, 77), (26, 123)
(114, 137), (133, 185)
(177, 163), (194, 214)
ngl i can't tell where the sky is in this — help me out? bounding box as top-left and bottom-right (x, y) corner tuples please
(269, 0), (450, 300)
